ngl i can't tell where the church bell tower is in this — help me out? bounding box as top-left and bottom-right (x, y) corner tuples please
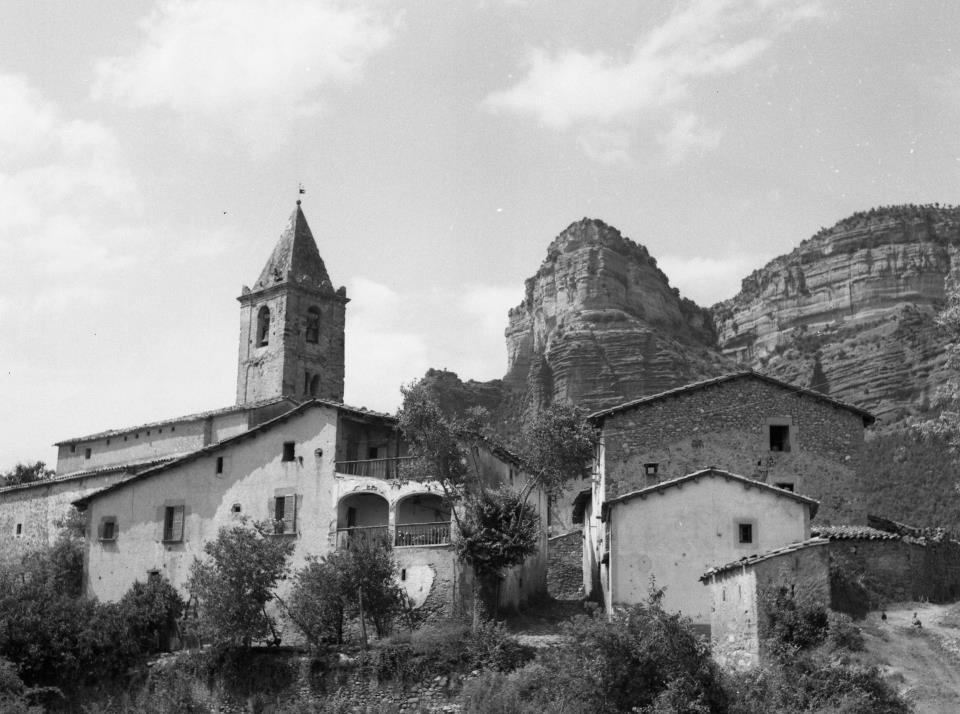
(236, 202), (348, 405)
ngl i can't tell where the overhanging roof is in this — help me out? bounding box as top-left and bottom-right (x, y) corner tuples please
(587, 371), (875, 426)
(601, 467), (820, 521)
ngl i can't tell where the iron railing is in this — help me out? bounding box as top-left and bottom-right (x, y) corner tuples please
(334, 456), (417, 479)
(335, 525), (390, 550)
(394, 521), (451, 547)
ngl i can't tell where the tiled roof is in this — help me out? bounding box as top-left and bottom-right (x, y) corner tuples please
(701, 537), (830, 580)
(602, 467), (820, 520)
(587, 370), (875, 425)
(812, 525), (900, 541)
(251, 203), (336, 294)
(54, 397), (297, 445)
(0, 457), (173, 495)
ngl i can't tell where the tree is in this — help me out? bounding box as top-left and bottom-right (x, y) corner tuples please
(397, 381), (597, 613)
(119, 578), (185, 653)
(187, 520), (294, 648)
(0, 462), (54, 488)
(287, 538), (403, 646)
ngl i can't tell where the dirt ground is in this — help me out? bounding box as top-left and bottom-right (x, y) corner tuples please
(854, 602), (960, 714)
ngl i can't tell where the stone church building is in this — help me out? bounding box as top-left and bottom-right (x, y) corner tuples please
(1, 204), (547, 615)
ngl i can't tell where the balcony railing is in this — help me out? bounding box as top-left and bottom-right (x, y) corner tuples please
(395, 521), (450, 548)
(335, 525), (390, 550)
(335, 456), (417, 479)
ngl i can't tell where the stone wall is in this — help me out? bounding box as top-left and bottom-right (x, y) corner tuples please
(547, 530), (583, 600)
(827, 538), (960, 608)
(600, 376), (868, 524)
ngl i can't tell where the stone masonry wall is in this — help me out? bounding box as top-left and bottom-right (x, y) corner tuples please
(547, 530), (583, 600)
(601, 377), (867, 523)
(827, 538), (960, 607)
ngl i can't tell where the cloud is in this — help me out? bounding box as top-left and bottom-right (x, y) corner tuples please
(0, 72), (139, 320)
(657, 254), (768, 305)
(484, 0), (821, 162)
(458, 284), (519, 339)
(94, 0), (393, 144)
(657, 112), (722, 162)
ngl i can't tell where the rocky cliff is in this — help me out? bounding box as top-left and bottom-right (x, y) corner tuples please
(714, 205), (960, 424)
(502, 218), (730, 415)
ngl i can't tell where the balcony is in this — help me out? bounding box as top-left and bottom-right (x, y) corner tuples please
(335, 456), (417, 479)
(335, 525), (390, 550)
(394, 521), (451, 547)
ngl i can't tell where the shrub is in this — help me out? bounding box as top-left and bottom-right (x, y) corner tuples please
(119, 578), (185, 653)
(187, 519), (295, 647)
(828, 611), (865, 652)
(761, 586), (829, 654)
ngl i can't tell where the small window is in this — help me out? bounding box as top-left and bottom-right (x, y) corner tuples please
(84, 448), (92, 460)
(644, 463), (659, 477)
(775, 482), (794, 492)
(147, 570), (161, 583)
(99, 517), (118, 542)
(15, 523), (22, 537)
(769, 424), (791, 452)
(273, 494), (297, 534)
(367, 446), (379, 460)
(309, 374), (320, 397)
(256, 306), (270, 347)
(163, 505), (185, 542)
(282, 442), (296, 462)
(106, 439), (111, 445)
(215, 456), (224, 474)
(738, 522), (754, 544)
(231, 503), (242, 514)
(400, 568), (407, 581)
(69, 444), (76, 454)
(305, 306), (321, 343)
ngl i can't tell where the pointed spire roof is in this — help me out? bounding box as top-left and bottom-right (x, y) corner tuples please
(251, 202), (334, 293)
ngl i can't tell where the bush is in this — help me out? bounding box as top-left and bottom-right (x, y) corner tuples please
(288, 539), (404, 646)
(762, 586), (829, 654)
(188, 519), (295, 647)
(119, 578), (185, 653)
(828, 611), (865, 652)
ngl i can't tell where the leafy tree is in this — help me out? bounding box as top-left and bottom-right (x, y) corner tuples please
(287, 538), (403, 646)
(455, 488), (539, 582)
(0, 462), (54, 488)
(187, 519), (294, 648)
(119, 577), (185, 653)
(514, 402), (596, 498)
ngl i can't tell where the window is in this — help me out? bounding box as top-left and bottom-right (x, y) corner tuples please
(775, 481), (795, 492)
(147, 570), (161, 583)
(737, 522), (754, 544)
(282, 442), (296, 462)
(309, 374), (320, 397)
(273, 494), (297, 534)
(231, 503), (242, 514)
(15, 523), (22, 537)
(367, 446), (379, 460)
(69, 444), (76, 454)
(98, 517), (118, 542)
(256, 306), (270, 347)
(163, 505), (185, 542)
(769, 424), (791, 452)
(400, 568), (407, 581)
(85, 448), (92, 460)
(215, 456), (224, 474)
(644, 463), (659, 477)
(305, 306), (320, 343)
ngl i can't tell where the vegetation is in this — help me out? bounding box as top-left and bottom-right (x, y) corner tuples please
(287, 538), (404, 646)
(397, 380), (596, 612)
(0, 461), (54, 488)
(187, 519), (295, 648)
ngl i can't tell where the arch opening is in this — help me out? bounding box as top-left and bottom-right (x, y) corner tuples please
(336, 492), (389, 549)
(395, 493), (451, 547)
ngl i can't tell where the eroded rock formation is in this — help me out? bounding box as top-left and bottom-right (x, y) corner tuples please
(714, 205), (960, 424)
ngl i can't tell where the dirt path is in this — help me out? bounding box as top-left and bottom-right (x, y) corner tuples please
(862, 603), (960, 714)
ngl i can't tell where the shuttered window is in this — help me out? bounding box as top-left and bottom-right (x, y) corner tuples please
(163, 505), (185, 542)
(272, 494), (297, 535)
(98, 517), (118, 541)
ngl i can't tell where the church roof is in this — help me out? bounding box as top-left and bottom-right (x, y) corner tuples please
(251, 202), (335, 293)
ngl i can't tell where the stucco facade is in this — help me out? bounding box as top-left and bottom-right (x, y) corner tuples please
(591, 372), (874, 525)
(600, 468), (816, 626)
(703, 539), (831, 670)
(77, 401), (547, 620)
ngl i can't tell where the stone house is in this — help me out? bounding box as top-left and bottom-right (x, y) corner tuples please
(701, 538), (831, 670)
(588, 371), (875, 526)
(74, 399), (547, 619)
(581, 467), (818, 629)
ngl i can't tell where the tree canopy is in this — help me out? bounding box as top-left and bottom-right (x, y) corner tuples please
(1, 462), (54, 488)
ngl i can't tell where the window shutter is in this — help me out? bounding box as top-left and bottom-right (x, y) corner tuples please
(97, 520), (104, 540)
(171, 505), (185, 542)
(283, 494), (296, 533)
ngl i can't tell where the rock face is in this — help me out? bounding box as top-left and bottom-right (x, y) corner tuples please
(714, 205), (960, 424)
(503, 218), (730, 415)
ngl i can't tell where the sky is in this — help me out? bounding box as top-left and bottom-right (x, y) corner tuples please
(2, 0), (959, 472)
